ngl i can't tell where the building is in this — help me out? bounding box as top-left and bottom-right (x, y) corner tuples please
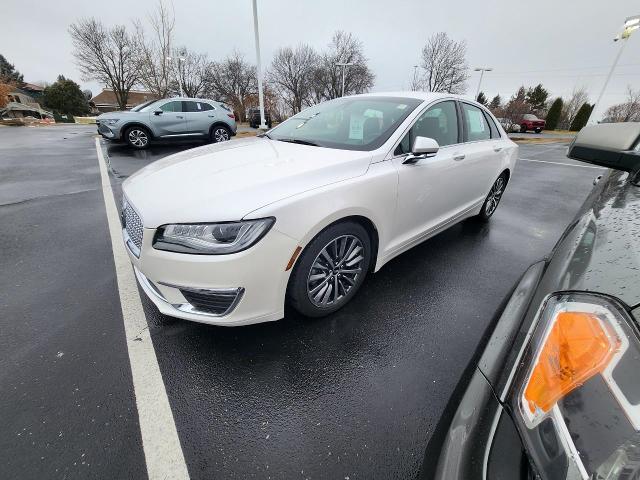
(89, 88), (159, 114)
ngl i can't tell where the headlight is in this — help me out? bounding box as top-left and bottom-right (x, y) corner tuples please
(105, 119), (119, 125)
(153, 218), (275, 255)
(511, 292), (640, 479)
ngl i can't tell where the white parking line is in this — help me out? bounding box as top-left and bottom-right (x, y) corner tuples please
(95, 138), (190, 480)
(519, 158), (604, 169)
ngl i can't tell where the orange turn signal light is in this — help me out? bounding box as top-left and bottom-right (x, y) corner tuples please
(524, 311), (620, 415)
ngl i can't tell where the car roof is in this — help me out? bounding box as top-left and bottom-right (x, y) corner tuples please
(348, 91), (468, 102)
(162, 97), (220, 103)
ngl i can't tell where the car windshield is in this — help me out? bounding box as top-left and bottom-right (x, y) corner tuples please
(132, 100), (162, 112)
(267, 96), (422, 151)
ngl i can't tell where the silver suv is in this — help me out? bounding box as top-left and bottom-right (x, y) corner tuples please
(96, 97), (237, 149)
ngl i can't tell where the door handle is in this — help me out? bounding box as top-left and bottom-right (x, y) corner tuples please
(493, 146), (503, 152)
(208, 115), (215, 117)
(453, 153), (465, 161)
(176, 115), (184, 119)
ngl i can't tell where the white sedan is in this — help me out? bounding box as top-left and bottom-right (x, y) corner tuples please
(122, 92), (518, 326)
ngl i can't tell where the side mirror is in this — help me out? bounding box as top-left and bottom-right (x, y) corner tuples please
(154, 110), (163, 116)
(403, 136), (440, 164)
(567, 123), (640, 172)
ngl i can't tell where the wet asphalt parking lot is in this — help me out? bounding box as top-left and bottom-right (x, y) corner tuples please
(0, 125), (605, 480)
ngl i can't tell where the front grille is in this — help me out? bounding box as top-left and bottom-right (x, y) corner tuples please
(180, 288), (244, 316)
(123, 199), (143, 251)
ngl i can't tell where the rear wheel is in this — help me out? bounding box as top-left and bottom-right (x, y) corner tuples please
(477, 173), (508, 221)
(288, 222), (371, 318)
(210, 125), (231, 143)
(125, 126), (150, 149)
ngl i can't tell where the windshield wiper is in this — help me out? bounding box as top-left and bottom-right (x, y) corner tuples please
(257, 132), (272, 139)
(276, 138), (320, 147)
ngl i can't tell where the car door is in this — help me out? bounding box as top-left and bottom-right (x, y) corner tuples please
(390, 100), (468, 249)
(458, 102), (503, 206)
(151, 100), (188, 136)
(183, 100), (217, 135)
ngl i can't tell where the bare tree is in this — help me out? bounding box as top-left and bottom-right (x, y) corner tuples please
(69, 19), (140, 110)
(134, 1), (175, 98)
(312, 31), (375, 101)
(501, 87), (529, 127)
(604, 86), (640, 122)
(559, 86), (589, 129)
(420, 32), (469, 94)
(268, 44), (318, 114)
(409, 66), (423, 91)
(204, 51), (257, 121)
(173, 47), (209, 98)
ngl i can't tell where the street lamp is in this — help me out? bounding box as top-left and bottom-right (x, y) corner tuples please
(166, 56), (186, 97)
(412, 65), (420, 91)
(587, 14), (640, 125)
(251, 0), (267, 129)
(336, 62), (354, 97)
(474, 67), (493, 100)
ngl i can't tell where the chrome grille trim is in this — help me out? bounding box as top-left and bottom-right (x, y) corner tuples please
(122, 197), (143, 257)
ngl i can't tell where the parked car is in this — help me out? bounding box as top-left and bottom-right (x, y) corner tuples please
(121, 92), (517, 326)
(248, 107), (272, 128)
(519, 113), (546, 133)
(96, 97), (237, 149)
(428, 122), (640, 480)
(496, 117), (521, 133)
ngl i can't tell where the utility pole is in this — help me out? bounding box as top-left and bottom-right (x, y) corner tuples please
(587, 15), (639, 125)
(336, 62), (354, 97)
(474, 67), (493, 100)
(252, 0), (267, 129)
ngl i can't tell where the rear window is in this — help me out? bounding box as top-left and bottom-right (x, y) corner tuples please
(184, 101), (214, 112)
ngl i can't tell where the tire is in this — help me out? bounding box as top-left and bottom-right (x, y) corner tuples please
(476, 173), (508, 221)
(124, 126), (150, 149)
(520, 124), (527, 133)
(210, 125), (231, 143)
(535, 128), (542, 134)
(288, 221), (372, 318)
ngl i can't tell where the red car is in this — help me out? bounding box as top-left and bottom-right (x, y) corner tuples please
(519, 114), (545, 133)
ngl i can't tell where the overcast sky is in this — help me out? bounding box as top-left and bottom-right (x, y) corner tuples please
(4, 0), (640, 111)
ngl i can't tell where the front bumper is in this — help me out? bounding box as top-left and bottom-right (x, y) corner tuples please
(124, 225), (299, 326)
(97, 122), (121, 139)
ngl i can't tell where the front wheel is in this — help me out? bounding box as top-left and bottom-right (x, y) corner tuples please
(477, 174), (508, 221)
(125, 126), (150, 149)
(535, 128), (542, 134)
(288, 222), (372, 318)
(210, 125), (231, 143)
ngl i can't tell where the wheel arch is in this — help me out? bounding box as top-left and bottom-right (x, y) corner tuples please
(120, 122), (154, 141)
(209, 122), (232, 137)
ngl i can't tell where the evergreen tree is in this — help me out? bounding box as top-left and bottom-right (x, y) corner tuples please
(43, 75), (90, 116)
(525, 83), (549, 114)
(489, 94), (501, 110)
(0, 54), (24, 84)
(476, 91), (488, 106)
(570, 103), (593, 131)
(545, 97), (563, 130)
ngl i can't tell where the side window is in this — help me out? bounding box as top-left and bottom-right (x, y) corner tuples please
(394, 100), (459, 155)
(201, 103), (214, 111)
(184, 101), (214, 112)
(462, 103), (491, 142)
(483, 111), (500, 138)
(159, 101), (183, 113)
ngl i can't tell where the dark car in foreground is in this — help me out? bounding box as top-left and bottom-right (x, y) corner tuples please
(425, 122), (640, 480)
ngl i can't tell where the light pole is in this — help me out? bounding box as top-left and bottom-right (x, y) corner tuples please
(166, 56), (186, 96)
(336, 62), (354, 97)
(587, 14), (640, 125)
(412, 65), (419, 91)
(251, 0), (267, 129)
(474, 67), (493, 100)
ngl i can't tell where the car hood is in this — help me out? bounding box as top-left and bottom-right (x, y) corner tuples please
(543, 170), (640, 308)
(123, 137), (372, 227)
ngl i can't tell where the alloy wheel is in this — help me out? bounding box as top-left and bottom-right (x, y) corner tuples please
(128, 129), (148, 147)
(214, 128), (230, 142)
(485, 176), (505, 216)
(307, 235), (365, 308)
